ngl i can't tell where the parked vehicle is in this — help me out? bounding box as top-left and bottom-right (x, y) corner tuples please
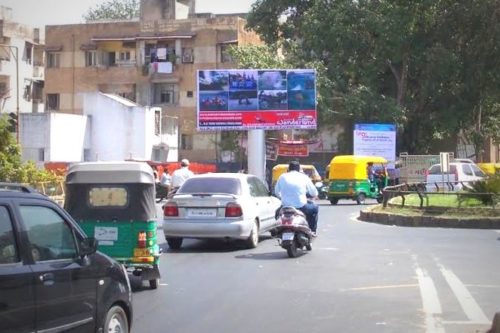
(163, 173), (282, 250)
(315, 180), (328, 199)
(327, 155), (388, 204)
(477, 162), (500, 176)
(275, 206), (314, 258)
(65, 161), (161, 289)
(425, 162), (487, 191)
(0, 183), (132, 333)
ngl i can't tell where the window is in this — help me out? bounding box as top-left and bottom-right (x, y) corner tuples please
(46, 52), (60, 68)
(0, 206), (19, 264)
(181, 134), (193, 150)
(119, 51), (131, 61)
(38, 148), (45, 162)
(182, 48), (194, 63)
(153, 83), (175, 105)
(85, 51), (97, 67)
(46, 94), (60, 110)
(220, 44), (234, 63)
(155, 110), (161, 135)
(19, 206), (77, 261)
(24, 42), (32, 64)
(89, 187), (128, 207)
(462, 165), (473, 176)
(471, 164), (486, 177)
(187, 91), (193, 98)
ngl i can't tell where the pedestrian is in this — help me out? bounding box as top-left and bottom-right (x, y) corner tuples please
(171, 159), (194, 189)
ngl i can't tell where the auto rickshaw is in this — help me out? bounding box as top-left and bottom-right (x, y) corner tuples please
(271, 164), (322, 189)
(327, 155), (388, 205)
(477, 162), (500, 176)
(64, 161), (161, 289)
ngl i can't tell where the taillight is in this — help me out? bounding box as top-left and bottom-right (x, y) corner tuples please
(137, 231), (146, 248)
(164, 202), (179, 217)
(225, 202), (242, 217)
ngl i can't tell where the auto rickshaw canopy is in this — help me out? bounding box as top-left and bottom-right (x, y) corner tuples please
(328, 155), (388, 180)
(272, 164), (322, 185)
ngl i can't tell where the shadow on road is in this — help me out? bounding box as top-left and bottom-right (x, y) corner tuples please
(234, 250), (310, 260)
(159, 235), (275, 254)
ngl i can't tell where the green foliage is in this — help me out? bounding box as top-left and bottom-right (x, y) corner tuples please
(246, 0), (500, 154)
(462, 175), (500, 206)
(83, 0), (139, 21)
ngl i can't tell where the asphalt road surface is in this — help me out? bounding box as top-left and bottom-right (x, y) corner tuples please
(134, 199), (500, 333)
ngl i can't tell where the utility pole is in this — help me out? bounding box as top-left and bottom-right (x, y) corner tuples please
(0, 44), (19, 143)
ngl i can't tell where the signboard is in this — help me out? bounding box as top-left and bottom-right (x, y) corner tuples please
(277, 143), (309, 157)
(197, 69), (317, 131)
(266, 142), (278, 161)
(353, 123), (396, 167)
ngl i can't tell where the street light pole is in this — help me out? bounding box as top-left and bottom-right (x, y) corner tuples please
(0, 44), (19, 143)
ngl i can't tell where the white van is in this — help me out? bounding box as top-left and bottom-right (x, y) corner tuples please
(425, 162), (486, 191)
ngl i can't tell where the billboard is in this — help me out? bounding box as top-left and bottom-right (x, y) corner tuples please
(197, 69), (317, 131)
(353, 123), (396, 168)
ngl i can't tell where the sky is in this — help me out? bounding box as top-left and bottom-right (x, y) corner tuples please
(0, 0), (256, 28)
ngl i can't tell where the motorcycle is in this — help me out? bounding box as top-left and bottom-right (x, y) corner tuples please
(315, 181), (328, 200)
(275, 206), (314, 258)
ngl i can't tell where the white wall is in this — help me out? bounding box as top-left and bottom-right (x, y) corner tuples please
(49, 113), (87, 161)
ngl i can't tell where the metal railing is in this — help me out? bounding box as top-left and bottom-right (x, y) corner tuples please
(382, 181), (499, 209)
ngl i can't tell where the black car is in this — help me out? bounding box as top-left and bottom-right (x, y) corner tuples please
(0, 183), (132, 333)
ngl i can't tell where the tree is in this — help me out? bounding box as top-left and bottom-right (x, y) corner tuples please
(246, 0), (500, 155)
(83, 0), (139, 21)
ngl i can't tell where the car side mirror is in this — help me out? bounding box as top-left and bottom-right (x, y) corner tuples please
(79, 237), (98, 257)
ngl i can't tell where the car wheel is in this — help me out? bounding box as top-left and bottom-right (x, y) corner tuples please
(356, 193), (366, 205)
(245, 220), (259, 249)
(330, 198), (339, 205)
(166, 237), (183, 250)
(103, 305), (129, 333)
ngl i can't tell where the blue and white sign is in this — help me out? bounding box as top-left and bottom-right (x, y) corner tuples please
(353, 123), (396, 168)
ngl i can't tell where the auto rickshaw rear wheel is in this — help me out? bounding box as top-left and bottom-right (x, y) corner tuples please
(356, 193), (366, 205)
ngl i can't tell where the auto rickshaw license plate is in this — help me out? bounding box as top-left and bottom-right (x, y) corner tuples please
(134, 248), (150, 257)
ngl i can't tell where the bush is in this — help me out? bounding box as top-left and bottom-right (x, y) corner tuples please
(462, 175), (500, 205)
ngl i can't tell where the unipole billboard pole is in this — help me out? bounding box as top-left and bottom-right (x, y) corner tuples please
(247, 129), (265, 181)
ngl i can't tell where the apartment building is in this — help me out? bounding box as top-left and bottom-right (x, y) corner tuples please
(0, 6), (45, 116)
(44, 0), (262, 163)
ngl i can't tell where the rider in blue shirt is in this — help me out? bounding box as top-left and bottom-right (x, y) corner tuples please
(274, 161), (319, 235)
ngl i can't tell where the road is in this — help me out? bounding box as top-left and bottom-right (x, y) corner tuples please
(134, 200), (500, 333)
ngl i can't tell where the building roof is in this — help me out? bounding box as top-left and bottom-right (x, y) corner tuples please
(101, 93), (138, 107)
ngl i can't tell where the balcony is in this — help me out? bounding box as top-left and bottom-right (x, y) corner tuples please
(33, 66), (44, 79)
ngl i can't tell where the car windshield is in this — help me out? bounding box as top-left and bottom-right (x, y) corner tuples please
(428, 165), (457, 174)
(178, 177), (242, 195)
(471, 164), (486, 177)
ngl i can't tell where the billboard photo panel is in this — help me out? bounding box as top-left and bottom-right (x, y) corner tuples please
(197, 69), (317, 131)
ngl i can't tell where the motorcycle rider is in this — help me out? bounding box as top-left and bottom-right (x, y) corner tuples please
(274, 161), (319, 235)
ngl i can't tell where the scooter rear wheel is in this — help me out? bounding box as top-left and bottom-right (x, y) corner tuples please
(286, 239), (299, 258)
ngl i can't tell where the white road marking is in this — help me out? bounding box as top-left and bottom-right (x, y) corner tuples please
(415, 266), (445, 333)
(349, 213), (359, 222)
(438, 265), (490, 324)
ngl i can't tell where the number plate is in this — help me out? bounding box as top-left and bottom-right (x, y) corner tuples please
(187, 208), (217, 218)
(282, 232), (295, 241)
(134, 248), (151, 257)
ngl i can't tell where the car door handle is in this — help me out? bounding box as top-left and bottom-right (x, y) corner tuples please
(39, 273), (55, 286)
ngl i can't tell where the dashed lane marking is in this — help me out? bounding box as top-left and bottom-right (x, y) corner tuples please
(415, 266), (445, 333)
(438, 264), (490, 324)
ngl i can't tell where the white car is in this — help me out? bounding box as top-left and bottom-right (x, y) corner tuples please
(425, 162), (487, 191)
(163, 173), (282, 250)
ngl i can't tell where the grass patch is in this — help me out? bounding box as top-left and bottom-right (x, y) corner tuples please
(390, 193), (484, 207)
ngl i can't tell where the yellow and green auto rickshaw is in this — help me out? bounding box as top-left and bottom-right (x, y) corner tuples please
(477, 162), (500, 176)
(64, 161), (161, 289)
(271, 164), (322, 189)
(327, 155), (388, 205)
